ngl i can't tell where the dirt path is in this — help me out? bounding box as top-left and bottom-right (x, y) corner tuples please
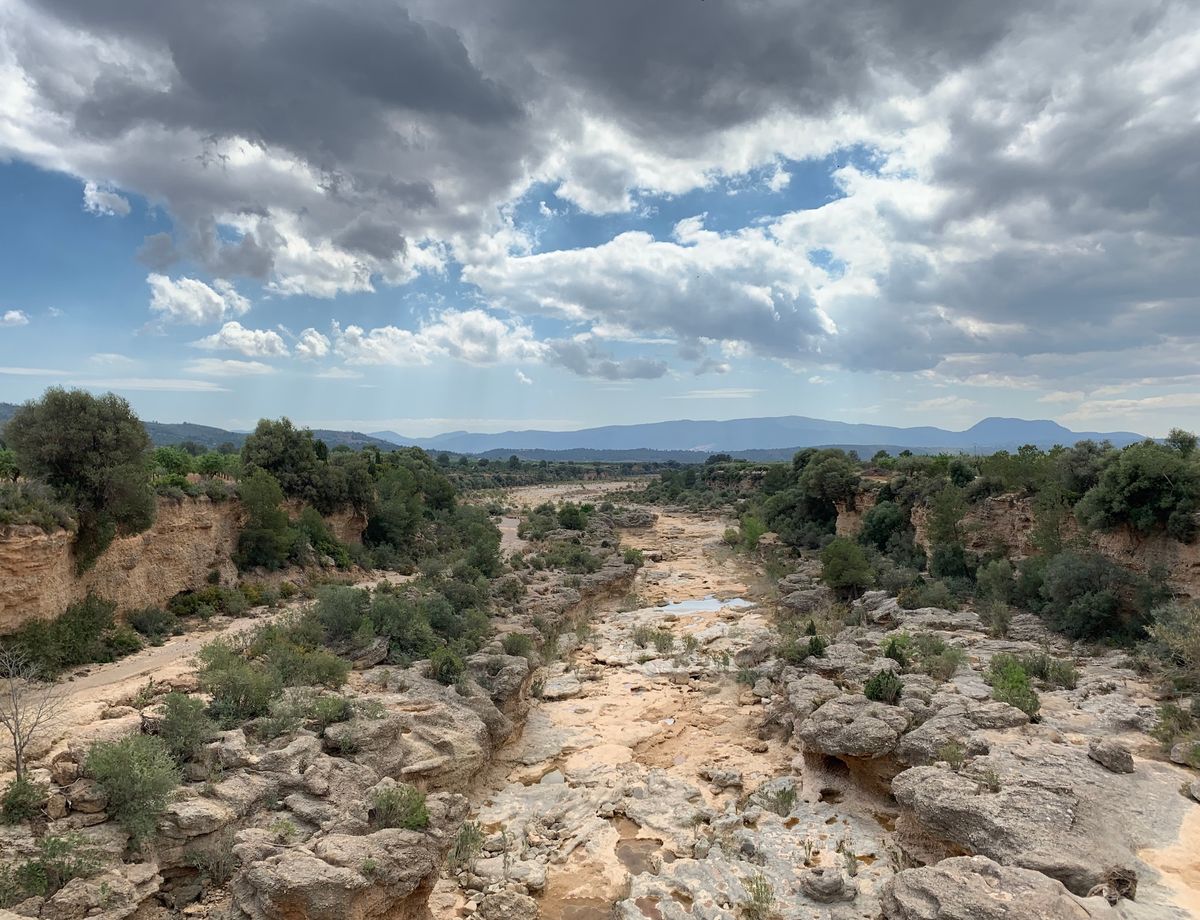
(7, 570), (411, 776)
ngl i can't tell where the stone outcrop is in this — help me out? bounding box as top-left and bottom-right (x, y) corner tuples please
(0, 496), (369, 633)
(881, 856), (1117, 919)
(0, 496), (241, 630)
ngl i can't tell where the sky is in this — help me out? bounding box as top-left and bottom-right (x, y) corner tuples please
(1, 0), (1199, 438)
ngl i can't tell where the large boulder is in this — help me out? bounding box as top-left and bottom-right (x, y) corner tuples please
(1086, 739), (1134, 775)
(230, 793), (466, 920)
(891, 756), (1145, 898)
(880, 856), (1116, 919)
(799, 694), (911, 760)
(477, 890), (540, 920)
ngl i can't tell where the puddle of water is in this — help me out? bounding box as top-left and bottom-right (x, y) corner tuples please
(653, 596), (754, 614)
(613, 816), (665, 876)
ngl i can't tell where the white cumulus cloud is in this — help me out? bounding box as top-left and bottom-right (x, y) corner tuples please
(1, 310), (30, 327)
(194, 321), (288, 357)
(147, 275), (250, 325)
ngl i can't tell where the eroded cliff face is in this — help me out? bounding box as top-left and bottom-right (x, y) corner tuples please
(0, 497), (242, 632)
(0, 497), (369, 633)
(836, 489), (1200, 597)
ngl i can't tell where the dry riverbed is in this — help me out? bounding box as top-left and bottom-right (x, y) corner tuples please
(431, 510), (894, 920)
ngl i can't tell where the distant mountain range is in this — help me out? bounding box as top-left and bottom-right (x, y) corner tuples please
(370, 416), (1146, 455)
(0, 402), (1147, 458)
(0, 403), (396, 452)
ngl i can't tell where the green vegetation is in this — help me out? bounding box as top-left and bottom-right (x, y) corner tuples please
(0, 833), (102, 907)
(820, 538), (874, 596)
(86, 733), (180, 844)
(158, 692), (216, 764)
(0, 595), (141, 676)
(987, 654), (1040, 719)
(369, 784), (429, 830)
(4, 388), (155, 570)
(864, 669), (903, 704)
(1, 776), (45, 823)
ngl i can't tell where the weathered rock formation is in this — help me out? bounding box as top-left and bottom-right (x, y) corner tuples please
(0, 496), (368, 632)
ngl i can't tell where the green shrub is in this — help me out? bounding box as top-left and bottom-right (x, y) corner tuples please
(126, 607), (178, 642)
(864, 669), (903, 704)
(988, 654), (1040, 719)
(622, 547), (645, 567)
(1, 833), (102, 905)
(897, 580), (957, 611)
(820, 538), (874, 596)
(501, 633), (534, 658)
(86, 734), (180, 844)
(158, 693), (215, 764)
(198, 641), (283, 725)
(310, 694), (354, 731)
(808, 634), (827, 658)
(556, 503), (588, 531)
(369, 785), (429, 830)
(449, 821), (485, 870)
(1, 594), (145, 675)
(1017, 651), (1078, 690)
(1, 777), (45, 824)
(883, 636), (910, 668)
(429, 646), (465, 685)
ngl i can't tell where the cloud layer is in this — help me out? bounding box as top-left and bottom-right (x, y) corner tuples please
(2, 0), (1199, 402)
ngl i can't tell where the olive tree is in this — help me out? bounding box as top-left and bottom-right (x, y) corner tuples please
(5, 388), (154, 568)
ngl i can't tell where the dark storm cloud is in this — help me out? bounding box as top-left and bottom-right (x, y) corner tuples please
(5, 0), (1200, 384)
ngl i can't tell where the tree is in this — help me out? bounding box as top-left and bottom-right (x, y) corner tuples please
(859, 500), (907, 553)
(235, 470), (296, 570)
(0, 448), (18, 482)
(240, 418), (322, 504)
(0, 650), (65, 779)
(820, 538), (874, 596)
(5, 388), (155, 569)
(507, 455), (521, 470)
(1075, 441), (1200, 542)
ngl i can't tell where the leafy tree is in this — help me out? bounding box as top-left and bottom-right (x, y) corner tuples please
(926, 484), (966, 546)
(820, 538), (874, 596)
(5, 388), (155, 569)
(1076, 441), (1200, 541)
(1039, 551), (1129, 640)
(1166, 428), (1198, 457)
(0, 449), (18, 482)
(152, 446), (192, 476)
(235, 470), (296, 570)
(859, 500), (907, 553)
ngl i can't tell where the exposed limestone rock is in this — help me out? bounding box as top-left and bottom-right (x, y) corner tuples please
(230, 793), (466, 920)
(896, 696), (1030, 765)
(799, 693), (911, 759)
(880, 856), (1117, 919)
(1087, 739), (1135, 774)
(42, 862), (161, 920)
(891, 755), (1147, 897)
(476, 890), (540, 920)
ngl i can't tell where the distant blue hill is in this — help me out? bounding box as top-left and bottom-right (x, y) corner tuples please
(370, 415), (1146, 455)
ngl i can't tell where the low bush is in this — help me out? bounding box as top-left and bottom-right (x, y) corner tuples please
(126, 607), (179, 642)
(0, 833), (102, 906)
(864, 669), (903, 704)
(369, 784), (429, 830)
(1, 776), (45, 824)
(1, 595), (142, 675)
(198, 640), (284, 725)
(897, 580), (957, 611)
(158, 693), (215, 764)
(622, 547), (645, 567)
(988, 654), (1040, 719)
(501, 633), (534, 658)
(429, 646), (465, 685)
(310, 694), (354, 732)
(86, 734), (180, 844)
(1016, 651), (1078, 690)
